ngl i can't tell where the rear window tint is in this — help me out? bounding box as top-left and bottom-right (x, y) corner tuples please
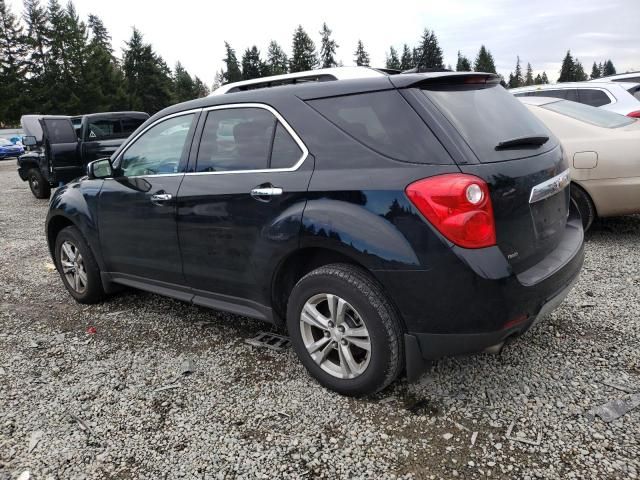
(307, 90), (451, 164)
(422, 85), (555, 162)
(270, 122), (303, 169)
(88, 117), (146, 140)
(578, 89), (610, 107)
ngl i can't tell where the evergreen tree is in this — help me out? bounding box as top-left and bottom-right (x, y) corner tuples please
(353, 39), (369, 66)
(173, 61), (195, 102)
(602, 59), (616, 77)
(590, 61), (601, 79)
(534, 73), (543, 85)
(82, 12), (127, 112)
(122, 28), (173, 113)
(598, 61), (603, 77)
(241, 45), (263, 80)
(558, 50), (575, 82)
(574, 59), (587, 81)
(265, 40), (288, 75)
(456, 51), (472, 71)
(508, 56), (524, 88)
(22, 0), (50, 112)
(415, 28), (443, 70)
(290, 25), (317, 72)
(0, 0), (29, 125)
(319, 22), (338, 68)
(474, 45), (496, 73)
(525, 62), (534, 86)
(399, 43), (413, 70)
(212, 69), (224, 91)
(385, 46), (400, 69)
(541, 71), (549, 84)
(221, 41), (241, 84)
(193, 76), (210, 97)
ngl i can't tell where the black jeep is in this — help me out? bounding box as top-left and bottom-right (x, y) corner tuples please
(17, 111), (148, 198)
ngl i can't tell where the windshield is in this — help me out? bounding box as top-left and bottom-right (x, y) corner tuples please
(542, 100), (635, 128)
(421, 84), (555, 162)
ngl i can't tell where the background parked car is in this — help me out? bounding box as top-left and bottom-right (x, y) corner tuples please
(594, 71), (640, 84)
(519, 96), (640, 230)
(511, 81), (640, 117)
(0, 137), (24, 159)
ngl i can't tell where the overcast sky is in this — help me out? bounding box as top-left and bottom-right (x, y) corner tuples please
(8, 0), (640, 86)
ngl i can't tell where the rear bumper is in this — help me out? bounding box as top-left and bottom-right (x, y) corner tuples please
(377, 216), (585, 381)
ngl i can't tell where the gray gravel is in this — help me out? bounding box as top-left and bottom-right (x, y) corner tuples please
(0, 159), (638, 479)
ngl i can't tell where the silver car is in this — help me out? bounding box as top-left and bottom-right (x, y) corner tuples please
(511, 81), (640, 118)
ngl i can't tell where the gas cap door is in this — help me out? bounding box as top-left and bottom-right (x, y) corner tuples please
(573, 151), (598, 169)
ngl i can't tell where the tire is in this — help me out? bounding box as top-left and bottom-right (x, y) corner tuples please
(27, 168), (51, 199)
(54, 226), (105, 304)
(287, 263), (404, 396)
(570, 183), (596, 231)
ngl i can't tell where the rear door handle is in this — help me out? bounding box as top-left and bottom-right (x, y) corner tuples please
(250, 187), (283, 198)
(150, 193), (172, 205)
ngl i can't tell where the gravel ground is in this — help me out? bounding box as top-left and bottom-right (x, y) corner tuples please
(0, 159), (638, 479)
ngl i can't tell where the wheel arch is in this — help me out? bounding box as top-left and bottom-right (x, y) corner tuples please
(46, 214), (77, 262)
(270, 246), (406, 331)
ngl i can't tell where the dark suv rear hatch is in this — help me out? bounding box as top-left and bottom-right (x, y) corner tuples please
(398, 74), (571, 274)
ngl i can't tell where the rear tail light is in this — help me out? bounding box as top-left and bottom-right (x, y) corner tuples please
(405, 174), (497, 249)
(627, 110), (640, 118)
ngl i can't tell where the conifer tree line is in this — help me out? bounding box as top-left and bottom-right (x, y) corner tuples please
(0, 0), (210, 126)
(1, 0), (628, 127)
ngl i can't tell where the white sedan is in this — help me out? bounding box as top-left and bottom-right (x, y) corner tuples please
(519, 96), (640, 230)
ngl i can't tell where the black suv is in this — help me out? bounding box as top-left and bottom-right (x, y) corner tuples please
(46, 72), (584, 396)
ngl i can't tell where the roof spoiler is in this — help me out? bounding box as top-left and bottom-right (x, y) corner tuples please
(390, 72), (501, 89)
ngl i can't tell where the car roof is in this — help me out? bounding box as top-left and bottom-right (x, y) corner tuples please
(82, 111), (149, 120)
(510, 81), (637, 92)
(210, 66), (389, 95)
(154, 71), (499, 122)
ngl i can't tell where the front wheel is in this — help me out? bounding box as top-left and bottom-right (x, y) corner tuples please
(54, 226), (105, 304)
(27, 168), (51, 199)
(287, 264), (404, 396)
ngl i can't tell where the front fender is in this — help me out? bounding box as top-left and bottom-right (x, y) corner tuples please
(46, 178), (106, 269)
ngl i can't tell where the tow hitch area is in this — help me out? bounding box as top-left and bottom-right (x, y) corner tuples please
(245, 331), (291, 352)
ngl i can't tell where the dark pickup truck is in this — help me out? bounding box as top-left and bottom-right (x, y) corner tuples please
(18, 111), (148, 198)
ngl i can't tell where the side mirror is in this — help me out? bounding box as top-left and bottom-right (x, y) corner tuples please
(22, 136), (37, 147)
(87, 158), (113, 179)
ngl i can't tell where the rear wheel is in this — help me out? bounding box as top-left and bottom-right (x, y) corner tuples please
(27, 168), (51, 199)
(287, 264), (403, 396)
(54, 226), (105, 304)
(570, 183), (596, 231)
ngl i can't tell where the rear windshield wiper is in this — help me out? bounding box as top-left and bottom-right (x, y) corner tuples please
(495, 135), (549, 150)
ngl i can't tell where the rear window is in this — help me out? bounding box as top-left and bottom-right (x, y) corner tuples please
(306, 90), (451, 164)
(542, 100), (635, 128)
(422, 85), (554, 162)
(44, 119), (77, 143)
(578, 89), (610, 107)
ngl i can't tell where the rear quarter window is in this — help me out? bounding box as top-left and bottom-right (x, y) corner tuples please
(578, 89), (610, 107)
(306, 90), (452, 164)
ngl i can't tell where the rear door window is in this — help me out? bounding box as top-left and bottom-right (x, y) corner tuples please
(421, 84), (555, 162)
(196, 108), (276, 172)
(306, 90), (451, 164)
(88, 117), (146, 140)
(578, 89), (611, 107)
(44, 119), (77, 143)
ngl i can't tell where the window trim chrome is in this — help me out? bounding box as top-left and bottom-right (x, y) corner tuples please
(186, 103), (309, 176)
(112, 103), (309, 178)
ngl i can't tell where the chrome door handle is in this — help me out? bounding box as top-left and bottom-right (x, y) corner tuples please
(150, 193), (172, 204)
(250, 187), (283, 197)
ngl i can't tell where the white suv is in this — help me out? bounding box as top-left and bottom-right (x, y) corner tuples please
(510, 81), (640, 118)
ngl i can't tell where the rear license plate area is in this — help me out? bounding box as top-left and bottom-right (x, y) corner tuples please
(530, 190), (569, 240)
